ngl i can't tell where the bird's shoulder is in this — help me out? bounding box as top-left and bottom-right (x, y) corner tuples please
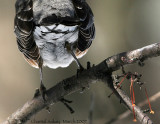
(32, 0), (77, 25)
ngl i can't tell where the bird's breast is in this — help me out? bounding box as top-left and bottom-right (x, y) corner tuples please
(33, 24), (80, 69)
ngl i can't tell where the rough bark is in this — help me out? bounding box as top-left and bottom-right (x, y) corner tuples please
(2, 42), (160, 124)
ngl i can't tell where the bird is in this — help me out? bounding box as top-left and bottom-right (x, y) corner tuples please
(14, 0), (95, 101)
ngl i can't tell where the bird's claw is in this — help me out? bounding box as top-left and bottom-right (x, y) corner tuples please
(33, 88), (40, 98)
(40, 83), (47, 102)
(33, 85), (47, 102)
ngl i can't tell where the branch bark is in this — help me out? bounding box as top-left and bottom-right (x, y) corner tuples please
(106, 92), (160, 124)
(2, 42), (160, 124)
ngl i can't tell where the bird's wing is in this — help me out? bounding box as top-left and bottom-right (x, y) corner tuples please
(14, 0), (40, 65)
(72, 0), (95, 51)
(15, 0), (95, 61)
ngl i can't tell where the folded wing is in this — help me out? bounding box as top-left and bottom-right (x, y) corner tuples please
(72, 0), (95, 51)
(14, 0), (40, 63)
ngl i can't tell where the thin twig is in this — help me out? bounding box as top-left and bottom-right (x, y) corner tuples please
(106, 92), (160, 124)
(114, 85), (153, 124)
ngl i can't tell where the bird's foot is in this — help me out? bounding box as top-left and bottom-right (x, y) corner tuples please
(34, 88), (40, 98)
(76, 65), (85, 77)
(33, 86), (51, 113)
(33, 84), (48, 102)
(78, 62), (91, 93)
(40, 82), (47, 102)
(60, 98), (74, 114)
(77, 61), (91, 77)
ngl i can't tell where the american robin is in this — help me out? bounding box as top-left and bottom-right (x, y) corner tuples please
(14, 0), (95, 101)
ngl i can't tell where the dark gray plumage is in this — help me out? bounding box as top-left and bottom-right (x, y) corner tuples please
(14, 0), (95, 102)
(14, 0), (95, 69)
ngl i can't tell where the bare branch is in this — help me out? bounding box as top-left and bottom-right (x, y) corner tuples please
(105, 42), (160, 71)
(106, 92), (160, 124)
(114, 85), (153, 124)
(2, 42), (160, 124)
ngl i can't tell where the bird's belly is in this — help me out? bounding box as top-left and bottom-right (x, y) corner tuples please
(34, 24), (79, 69)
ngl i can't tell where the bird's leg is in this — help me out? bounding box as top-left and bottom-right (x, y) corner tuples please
(39, 66), (47, 101)
(33, 66), (47, 102)
(65, 42), (84, 72)
(70, 49), (84, 71)
(65, 42), (87, 93)
(34, 60), (51, 112)
(33, 58), (47, 101)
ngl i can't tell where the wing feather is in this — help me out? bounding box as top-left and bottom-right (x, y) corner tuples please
(72, 0), (95, 51)
(14, 0), (40, 62)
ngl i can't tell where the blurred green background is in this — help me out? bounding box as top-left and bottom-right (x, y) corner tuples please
(0, 0), (160, 124)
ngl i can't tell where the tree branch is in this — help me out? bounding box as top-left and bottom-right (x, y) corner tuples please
(106, 92), (160, 124)
(2, 42), (160, 124)
(113, 84), (153, 124)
